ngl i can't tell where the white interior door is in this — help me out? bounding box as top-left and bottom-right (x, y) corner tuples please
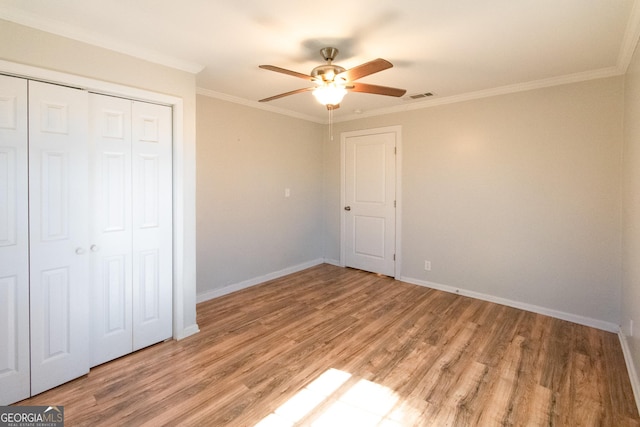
(89, 93), (133, 367)
(343, 128), (397, 277)
(131, 101), (172, 350)
(0, 75), (30, 405)
(29, 80), (90, 395)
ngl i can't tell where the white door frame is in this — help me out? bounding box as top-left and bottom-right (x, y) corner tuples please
(340, 125), (402, 279)
(0, 59), (197, 341)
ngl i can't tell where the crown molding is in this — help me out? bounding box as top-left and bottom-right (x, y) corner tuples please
(334, 66), (623, 123)
(617, 0), (640, 73)
(196, 87), (325, 124)
(0, 8), (204, 74)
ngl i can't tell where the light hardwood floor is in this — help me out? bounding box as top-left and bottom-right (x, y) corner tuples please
(16, 264), (640, 426)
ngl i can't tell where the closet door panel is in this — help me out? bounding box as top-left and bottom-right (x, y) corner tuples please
(0, 75), (29, 405)
(29, 81), (90, 395)
(89, 93), (133, 367)
(132, 101), (172, 350)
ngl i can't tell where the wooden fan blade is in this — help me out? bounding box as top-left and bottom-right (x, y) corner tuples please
(259, 87), (314, 102)
(348, 82), (406, 97)
(259, 65), (314, 81)
(337, 58), (393, 81)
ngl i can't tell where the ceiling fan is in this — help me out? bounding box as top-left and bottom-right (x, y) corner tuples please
(258, 47), (406, 110)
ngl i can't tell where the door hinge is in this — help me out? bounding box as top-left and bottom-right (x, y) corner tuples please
(393, 254), (396, 261)
(394, 147), (397, 154)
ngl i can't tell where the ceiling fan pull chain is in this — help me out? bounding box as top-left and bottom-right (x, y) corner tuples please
(329, 107), (334, 141)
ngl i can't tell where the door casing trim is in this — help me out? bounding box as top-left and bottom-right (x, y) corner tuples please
(340, 125), (402, 279)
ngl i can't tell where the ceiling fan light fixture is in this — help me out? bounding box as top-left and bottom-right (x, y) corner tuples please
(313, 83), (347, 106)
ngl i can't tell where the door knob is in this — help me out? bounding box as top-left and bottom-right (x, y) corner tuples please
(75, 247), (86, 255)
(344, 206), (351, 211)
(90, 245), (100, 252)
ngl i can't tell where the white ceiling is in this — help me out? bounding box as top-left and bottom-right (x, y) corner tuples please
(1, 0), (639, 123)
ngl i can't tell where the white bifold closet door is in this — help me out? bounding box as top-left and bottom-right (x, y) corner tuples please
(0, 75), (30, 405)
(130, 100), (172, 351)
(90, 93), (172, 367)
(29, 80), (91, 396)
(89, 94), (133, 366)
(0, 79), (173, 404)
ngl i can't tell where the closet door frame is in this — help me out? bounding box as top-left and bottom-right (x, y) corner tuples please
(0, 59), (199, 342)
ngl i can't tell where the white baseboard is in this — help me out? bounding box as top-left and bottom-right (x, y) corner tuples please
(196, 258), (325, 303)
(619, 330), (640, 414)
(399, 276), (619, 333)
(323, 258), (342, 267)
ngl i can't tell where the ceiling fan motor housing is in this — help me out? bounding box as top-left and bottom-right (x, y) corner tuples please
(311, 64), (347, 83)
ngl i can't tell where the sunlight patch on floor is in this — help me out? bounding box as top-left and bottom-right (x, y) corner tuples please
(255, 368), (351, 427)
(254, 368), (414, 426)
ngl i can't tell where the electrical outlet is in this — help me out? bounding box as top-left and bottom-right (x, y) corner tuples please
(424, 260), (431, 271)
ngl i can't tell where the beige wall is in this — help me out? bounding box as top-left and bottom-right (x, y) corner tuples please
(196, 96), (324, 294)
(325, 77), (624, 326)
(623, 38), (640, 390)
(0, 20), (198, 335)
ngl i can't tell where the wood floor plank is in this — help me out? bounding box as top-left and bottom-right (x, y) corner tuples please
(14, 264), (640, 426)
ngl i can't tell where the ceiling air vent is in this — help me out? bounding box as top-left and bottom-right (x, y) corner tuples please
(408, 92), (435, 100)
